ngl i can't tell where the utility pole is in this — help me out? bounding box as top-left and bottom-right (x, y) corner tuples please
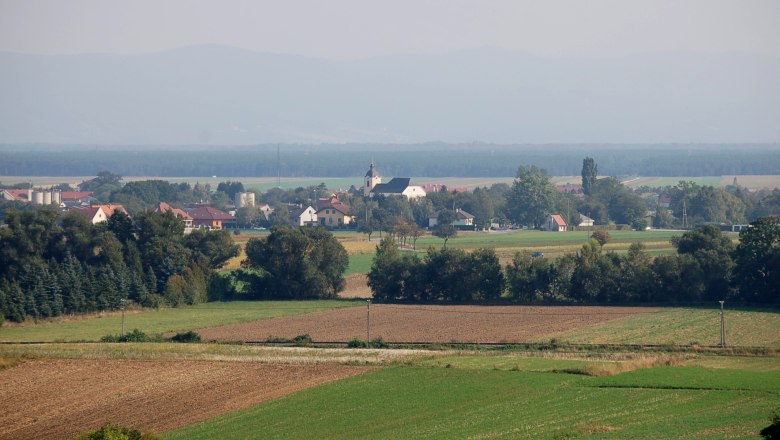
(120, 298), (126, 338)
(366, 299), (371, 341)
(719, 301), (725, 348)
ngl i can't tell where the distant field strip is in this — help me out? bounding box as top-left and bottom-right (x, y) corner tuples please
(553, 307), (780, 347)
(194, 305), (780, 347)
(0, 300), (359, 342)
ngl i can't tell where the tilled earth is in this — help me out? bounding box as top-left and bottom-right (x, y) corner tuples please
(197, 304), (660, 343)
(0, 359), (370, 440)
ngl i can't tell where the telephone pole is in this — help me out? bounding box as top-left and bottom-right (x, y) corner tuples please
(366, 299), (371, 341)
(719, 301), (725, 348)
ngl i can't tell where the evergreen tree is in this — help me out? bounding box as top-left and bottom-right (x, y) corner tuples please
(581, 157), (598, 196)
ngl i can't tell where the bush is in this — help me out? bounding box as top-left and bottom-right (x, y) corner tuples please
(370, 337), (389, 348)
(347, 337), (389, 348)
(74, 421), (159, 440)
(292, 334), (313, 346)
(347, 338), (369, 348)
(169, 331), (201, 343)
(100, 329), (154, 343)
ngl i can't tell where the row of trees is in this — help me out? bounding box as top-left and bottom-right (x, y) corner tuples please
(368, 219), (779, 304)
(0, 208), (239, 323)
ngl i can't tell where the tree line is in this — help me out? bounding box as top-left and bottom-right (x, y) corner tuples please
(0, 208), (238, 323)
(2, 143), (779, 177)
(368, 219), (779, 305)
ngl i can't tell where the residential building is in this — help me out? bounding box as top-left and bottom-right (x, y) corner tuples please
(153, 202), (193, 228)
(289, 205), (318, 227)
(316, 201), (353, 228)
(545, 214), (567, 232)
(429, 208), (475, 228)
(71, 206), (108, 224)
(189, 206), (235, 230)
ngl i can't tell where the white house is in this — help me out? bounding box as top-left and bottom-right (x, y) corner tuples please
(289, 205), (317, 227)
(544, 214), (567, 232)
(429, 208), (475, 228)
(577, 214), (594, 227)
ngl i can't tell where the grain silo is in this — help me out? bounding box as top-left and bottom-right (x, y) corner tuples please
(33, 191), (44, 205)
(52, 191), (61, 205)
(43, 191), (52, 205)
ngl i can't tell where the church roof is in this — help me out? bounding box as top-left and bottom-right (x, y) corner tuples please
(372, 177), (411, 195)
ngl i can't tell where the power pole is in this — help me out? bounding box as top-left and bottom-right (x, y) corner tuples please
(719, 301), (725, 348)
(120, 298), (126, 338)
(366, 299), (371, 341)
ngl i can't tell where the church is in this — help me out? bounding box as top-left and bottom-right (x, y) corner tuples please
(363, 162), (426, 199)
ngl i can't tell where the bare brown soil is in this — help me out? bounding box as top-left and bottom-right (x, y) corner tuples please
(0, 359), (370, 440)
(197, 305), (660, 343)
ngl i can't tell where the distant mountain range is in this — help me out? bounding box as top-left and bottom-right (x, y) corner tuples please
(1, 45), (778, 144)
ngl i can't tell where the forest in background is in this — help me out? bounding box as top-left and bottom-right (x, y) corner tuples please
(1, 143), (778, 178)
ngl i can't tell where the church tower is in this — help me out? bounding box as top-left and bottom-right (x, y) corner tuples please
(364, 162), (381, 197)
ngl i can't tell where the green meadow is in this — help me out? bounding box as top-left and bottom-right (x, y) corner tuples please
(0, 300), (359, 342)
(164, 361), (780, 439)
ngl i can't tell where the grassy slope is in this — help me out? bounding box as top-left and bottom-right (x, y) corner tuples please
(163, 364), (779, 440)
(551, 308), (780, 347)
(0, 300), (359, 342)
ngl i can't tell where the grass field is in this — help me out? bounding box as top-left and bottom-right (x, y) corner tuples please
(163, 363), (780, 439)
(553, 307), (780, 347)
(0, 300), (359, 342)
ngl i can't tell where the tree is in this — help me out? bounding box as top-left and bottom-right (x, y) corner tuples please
(243, 226), (348, 299)
(367, 237), (422, 302)
(591, 230), (611, 247)
(672, 225), (735, 300)
(433, 212), (457, 248)
(733, 217), (780, 303)
(507, 165), (558, 228)
(581, 157), (598, 196)
(184, 229), (240, 269)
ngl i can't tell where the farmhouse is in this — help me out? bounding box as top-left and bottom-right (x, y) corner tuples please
(544, 214), (567, 232)
(70, 206), (108, 224)
(316, 201), (354, 228)
(154, 202), (193, 228)
(363, 162), (426, 199)
(189, 206), (235, 230)
(577, 214), (594, 227)
(429, 208), (475, 228)
(289, 205), (318, 227)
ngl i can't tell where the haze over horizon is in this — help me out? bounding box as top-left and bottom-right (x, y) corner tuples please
(1, 0), (778, 145)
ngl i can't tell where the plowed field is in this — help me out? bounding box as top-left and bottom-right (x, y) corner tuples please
(197, 305), (660, 343)
(0, 359), (370, 440)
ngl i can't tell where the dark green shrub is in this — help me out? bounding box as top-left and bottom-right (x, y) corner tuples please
(292, 334), (313, 346)
(347, 338), (369, 348)
(370, 337), (389, 348)
(169, 331), (201, 343)
(100, 329), (153, 343)
(74, 421), (160, 440)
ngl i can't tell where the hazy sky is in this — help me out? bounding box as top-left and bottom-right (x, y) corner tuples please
(1, 0), (778, 59)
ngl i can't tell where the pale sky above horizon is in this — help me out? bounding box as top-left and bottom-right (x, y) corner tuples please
(1, 0), (778, 59)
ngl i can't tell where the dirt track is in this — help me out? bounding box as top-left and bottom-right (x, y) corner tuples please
(0, 359), (370, 440)
(197, 305), (660, 343)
